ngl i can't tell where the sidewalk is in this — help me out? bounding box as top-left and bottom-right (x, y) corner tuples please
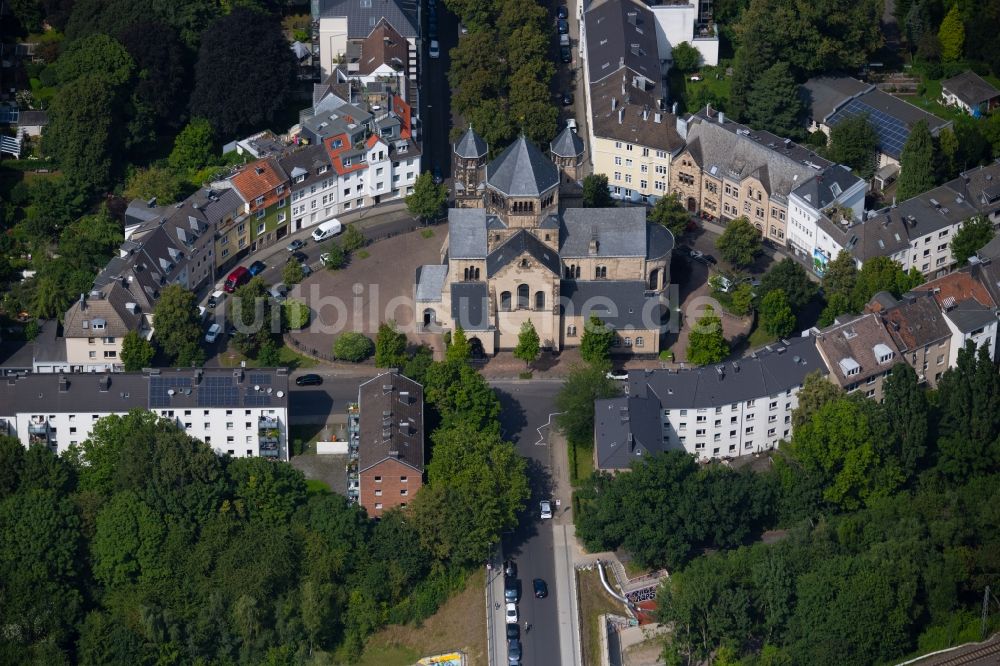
(487, 548), (507, 666)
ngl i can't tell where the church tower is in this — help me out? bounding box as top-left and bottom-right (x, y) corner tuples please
(550, 127), (586, 185)
(452, 126), (488, 209)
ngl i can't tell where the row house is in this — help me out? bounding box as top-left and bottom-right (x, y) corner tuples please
(314, 0), (418, 84)
(229, 157), (291, 253)
(670, 108), (862, 245)
(810, 161), (1000, 278)
(581, 0), (684, 203)
(0, 368), (290, 461)
(595, 335), (823, 469)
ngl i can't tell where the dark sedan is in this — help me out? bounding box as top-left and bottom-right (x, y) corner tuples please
(533, 578), (548, 598)
(295, 374), (323, 387)
(557, 5), (569, 19)
(288, 250), (308, 264)
(560, 45), (572, 63)
(248, 261), (267, 276)
(561, 91), (574, 106)
(557, 18), (569, 34)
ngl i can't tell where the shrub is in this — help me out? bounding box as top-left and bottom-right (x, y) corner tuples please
(283, 299), (310, 330)
(341, 224), (366, 252)
(333, 332), (374, 362)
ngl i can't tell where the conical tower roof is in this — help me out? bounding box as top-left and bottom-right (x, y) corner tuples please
(550, 127), (585, 158)
(486, 136), (560, 197)
(453, 126), (488, 159)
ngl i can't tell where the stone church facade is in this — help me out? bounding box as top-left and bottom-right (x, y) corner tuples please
(415, 127), (673, 355)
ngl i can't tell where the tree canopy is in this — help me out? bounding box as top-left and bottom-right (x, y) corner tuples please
(514, 321), (540, 368)
(375, 321), (408, 368)
(827, 113), (878, 180)
(406, 173), (448, 223)
(153, 284), (204, 367)
(716, 217), (762, 268)
(580, 315), (615, 365)
(897, 120), (937, 200)
(950, 216), (994, 266)
(759, 258), (818, 310)
(582, 174), (614, 208)
(648, 192), (690, 238)
(759, 289), (797, 338)
(555, 363), (621, 445)
(686, 306), (729, 365)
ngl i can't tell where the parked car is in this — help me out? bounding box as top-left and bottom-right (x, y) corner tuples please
(295, 374), (323, 387)
(507, 638), (522, 664)
(312, 219), (343, 242)
(248, 261), (267, 276)
(428, 20), (438, 39)
(224, 266), (250, 293)
(704, 254), (718, 265)
(566, 118), (577, 133)
(300, 263), (313, 277)
(505, 602), (518, 624)
(287, 239), (306, 252)
(561, 91), (574, 106)
(533, 578), (548, 598)
(504, 577), (520, 603)
(504, 560), (517, 578)
(540, 500), (552, 519)
(320, 252), (332, 265)
(689, 73), (702, 81)
(557, 18), (569, 34)
(429, 39), (440, 58)
(559, 33), (570, 47)
(207, 290), (225, 309)
(204, 323), (222, 343)
(269, 283), (289, 302)
(560, 44), (572, 63)
(557, 5), (569, 18)
(432, 165), (443, 184)
(288, 250), (308, 264)
(506, 623), (520, 640)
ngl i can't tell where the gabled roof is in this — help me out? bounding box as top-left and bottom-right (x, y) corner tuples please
(415, 264), (447, 302)
(486, 230), (561, 277)
(913, 271), (997, 310)
(359, 18), (409, 75)
(486, 136), (559, 197)
(278, 144), (333, 192)
(317, 0), (417, 38)
(560, 281), (665, 329)
(454, 126), (488, 159)
(941, 70), (1000, 106)
(550, 127), (585, 158)
(63, 282), (145, 339)
(583, 0), (659, 86)
(814, 313), (901, 387)
(594, 395), (674, 470)
(229, 158), (288, 208)
(877, 292), (951, 352)
(447, 208), (489, 259)
(560, 207), (647, 258)
(357, 371), (424, 474)
(790, 165), (863, 208)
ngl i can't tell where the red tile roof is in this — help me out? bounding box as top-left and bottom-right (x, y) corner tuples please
(323, 132), (367, 177)
(393, 95), (412, 139)
(230, 158), (288, 211)
(914, 271), (996, 309)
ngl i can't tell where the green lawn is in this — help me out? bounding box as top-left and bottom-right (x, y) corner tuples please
(746, 324), (777, 350)
(305, 479), (331, 495)
(670, 65), (732, 113)
(899, 69), (1000, 124)
(570, 438), (595, 486)
(219, 344), (318, 370)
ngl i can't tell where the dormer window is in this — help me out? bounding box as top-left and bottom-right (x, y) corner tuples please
(295, 174), (306, 184)
(254, 196), (264, 206)
(276, 185), (284, 194)
(318, 165), (328, 175)
(873, 343), (894, 364)
(332, 138), (343, 148)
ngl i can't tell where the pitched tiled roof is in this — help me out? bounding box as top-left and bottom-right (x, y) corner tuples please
(63, 282), (145, 339)
(317, 0), (418, 38)
(359, 18), (409, 75)
(583, 0), (659, 86)
(230, 158), (288, 210)
(913, 271), (996, 310)
(560, 281), (665, 329)
(814, 313), (901, 387)
(486, 136), (559, 197)
(357, 371), (424, 473)
(941, 71), (1000, 106)
(877, 292), (951, 352)
(323, 133), (367, 176)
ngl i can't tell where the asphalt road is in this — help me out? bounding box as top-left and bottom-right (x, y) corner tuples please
(492, 380), (564, 666)
(287, 371), (365, 419)
(421, 0), (456, 180)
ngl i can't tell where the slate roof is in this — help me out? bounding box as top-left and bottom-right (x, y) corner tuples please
(877, 292), (951, 352)
(357, 371), (424, 474)
(486, 230), (561, 277)
(686, 111), (830, 201)
(550, 127), (585, 157)
(415, 264), (448, 302)
(17, 109), (47, 126)
(647, 223), (675, 260)
(944, 299), (997, 333)
(583, 0), (659, 86)
(451, 282), (491, 331)
(63, 282), (145, 339)
(941, 71), (1000, 106)
(588, 74), (684, 151)
(814, 313), (901, 387)
(317, 0), (417, 38)
(560, 281), (665, 329)
(454, 126), (488, 159)
(560, 207), (647, 258)
(486, 136), (560, 197)
(594, 395), (676, 470)
(447, 208), (489, 259)
(628, 335), (824, 409)
(790, 165), (863, 209)
(0, 368), (289, 414)
(949, 161), (1000, 216)
(977, 235), (1000, 262)
(278, 144), (333, 193)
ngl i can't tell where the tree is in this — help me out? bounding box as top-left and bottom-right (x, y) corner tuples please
(189, 8), (296, 136)
(169, 118), (215, 171)
(950, 216), (994, 266)
(514, 321), (540, 368)
(333, 332), (374, 362)
(686, 306), (728, 365)
(671, 42), (702, 73)
(120, 330), (155, 371)
(935, 342), (1000, 479)
(91, 490), (167, 588)
(123, 165), (189, 204)
(424, 359), (502, 433)
(580, 315), (615, 365)
(791, 371), (843, 430)
(413, 425), (530, 566)
(282, 299), (310, 330)
(744, 62), (804, 138)
(827, 113), (878, 180)
(153, 284), (204, 366)
(55, 33), (135, 87)
(282, 260), (305, 286)
(446, 326), (471, 363)
(45, 74), (118, 193)
(582, 174), (614, 208)
(375, 321), (408, 368)
(341, 224), (366, 252)
(648, 192), (690, 238)
(759, 258), (818, 310)
(729, 283), (755, 316)
(897, 120), (937, 200)
(759, 289), (796, 338)
(230, 277), (277, 357)
(938, 4), (964, 62)
(323, 241), (347, 270)
(228, 456), (307, 523)
(822, 250), (858, 302)
(818, 292), (852, 327)
(881, 363), (928, 479)
(555, 363), (622, 445)
(257, 338), (280, 366)
(406, 173), (448, 223)
(716, 217), (762, 268)
(119, 22), (190, 133)
(850, 257), (921, 311)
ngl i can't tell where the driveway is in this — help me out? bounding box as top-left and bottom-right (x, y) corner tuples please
(286, 228), (444, 357)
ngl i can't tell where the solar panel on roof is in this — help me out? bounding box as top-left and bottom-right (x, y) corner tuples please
(829, 99), (911, 158)
(249, 373), (271, 385)
(244, 394), (273, 407)
(149, 376), (192, 408)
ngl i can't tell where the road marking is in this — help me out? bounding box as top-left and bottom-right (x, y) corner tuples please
(535, 412), (564, 446)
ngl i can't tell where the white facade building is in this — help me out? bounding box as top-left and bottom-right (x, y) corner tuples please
(648, 2), (719, 67)
(0, 368), (290, 461)
(786, 165), (867, 271)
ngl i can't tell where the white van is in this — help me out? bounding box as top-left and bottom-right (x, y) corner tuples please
(312, 218), (343, 242)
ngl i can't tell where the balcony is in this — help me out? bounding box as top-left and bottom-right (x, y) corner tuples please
(259, 415), (279, 430)
(28, 417), (48, 436)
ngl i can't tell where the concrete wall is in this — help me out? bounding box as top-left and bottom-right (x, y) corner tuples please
(649, 4), (719, 67)
(319, 17), (349, 79)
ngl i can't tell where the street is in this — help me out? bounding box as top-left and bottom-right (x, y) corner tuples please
(420, 0), (457, 181)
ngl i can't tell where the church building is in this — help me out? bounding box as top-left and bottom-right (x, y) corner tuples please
(415, 127), (673, 356)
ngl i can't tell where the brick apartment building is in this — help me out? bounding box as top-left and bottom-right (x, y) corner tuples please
(356, 371), (424, 518)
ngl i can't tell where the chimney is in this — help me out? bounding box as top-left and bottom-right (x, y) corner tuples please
(79, 293), (86, 310)
(671, 101), (678, 115)
(590, 227), (599, 255)
(99, 374), (111, 392)
(194, 369), (203, 385)
(58, 375), (69, 393)
(233, 368), (244, 383)
(618, 107), (624, 124)
(611, 97), (617, 111)
(642, 106), (649, 121)
(718, 111), (725, 125)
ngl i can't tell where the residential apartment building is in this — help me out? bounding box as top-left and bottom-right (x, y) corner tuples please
(813, 313), (902, 401)
(595, 335), (823, 469)
(810, 162), (1000, 277)
(356, 371), (424, 518)
(580, 0), (684, 204)
(647, 1), (719, 67)
(279, 143), (338, 233)
(61, 285), (150, 373)
(867, 291), (953, 387)
(229, 157), (292, 253)
(671, 109), (856, 244)
(0, 368), (290, 460)
(913, 271), (999, 363)
(786, 165), (867, 269)
(314, 0), (418, 83)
